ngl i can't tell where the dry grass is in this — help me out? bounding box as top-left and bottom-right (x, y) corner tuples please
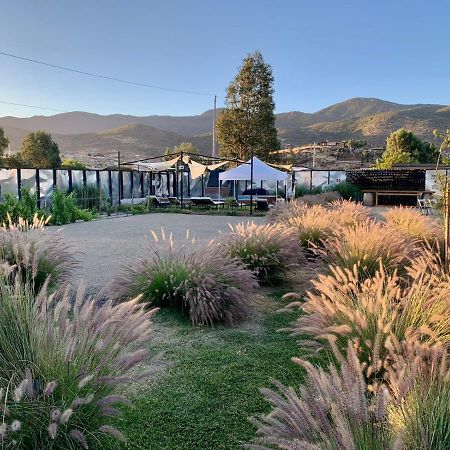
(321, 220), (415, 278)
(110, 231), (257, 326)
(220, 222), (303, 283)
(384, 206), (442, 245)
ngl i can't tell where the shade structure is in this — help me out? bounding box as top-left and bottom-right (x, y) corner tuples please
(219, 156), (288, 182)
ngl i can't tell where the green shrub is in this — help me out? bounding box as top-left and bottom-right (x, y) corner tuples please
(0, 188), (49, 225)
(72, 183), (107, 211)
(111, 233), (257, 326)
(295, 184), (322, 197)
(50, 189), (93, 225)
(324, 181), (361, 200)
(0, 279), (157, 448)
(219, 222), (303, 283)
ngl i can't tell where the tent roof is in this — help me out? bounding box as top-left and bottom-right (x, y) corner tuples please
(219, 156), (288, 182)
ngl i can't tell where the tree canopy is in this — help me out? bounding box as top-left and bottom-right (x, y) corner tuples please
(376, 128), (438, 169)
(216, 51), (280, 161)
(0, 128), (9, 156)
(21, 131), (61, 168)
(61, 158), (87, 169)
(164, 142), (199, 160)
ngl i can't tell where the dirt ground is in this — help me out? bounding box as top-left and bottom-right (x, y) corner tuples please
(48, 213), (265, 292)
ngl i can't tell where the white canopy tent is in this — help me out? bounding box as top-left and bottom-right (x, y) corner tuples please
(218, 157), (289, 209)
(219, 156), (288, 183)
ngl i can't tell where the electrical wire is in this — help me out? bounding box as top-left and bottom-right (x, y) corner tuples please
(0, 99), (68, 113)
(0, 51), (213, 96)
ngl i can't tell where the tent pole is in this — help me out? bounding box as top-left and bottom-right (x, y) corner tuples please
(250, 150), (254, 215)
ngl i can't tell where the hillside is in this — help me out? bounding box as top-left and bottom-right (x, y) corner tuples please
(1, 97), (449, 167)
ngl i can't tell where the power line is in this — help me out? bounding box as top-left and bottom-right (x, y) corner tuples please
(0, 99), (68, 113)
(0, 51), (213, 97)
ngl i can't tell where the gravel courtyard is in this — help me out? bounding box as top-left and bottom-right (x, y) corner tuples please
(51, 213), (265, 291)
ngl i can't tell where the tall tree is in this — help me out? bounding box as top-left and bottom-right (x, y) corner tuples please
(216, 51), (280, 161)
(376, 128), (437, 168)
(21, 131), (61, 168)
(164, 142), (199, 161)
(0, 128), (9, 156)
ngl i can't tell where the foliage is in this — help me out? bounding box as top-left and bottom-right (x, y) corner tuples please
(219, 222), (303, 282)
(164, 142), (199, 161)
(72, 183), (106, 211)
(50, 189), (93, 225)
(250, 343), (393, 450)
(384, 206), (442, 245)
(0, 153), (25, 168)
(0, 188), (48, 225)
(0, 127), (9, 155)
(111, 232), (257, 326)
(346, 138), (367, 149)
(0, 216), (77, 292)
(324, 181), (361, 200)
(0, 278), (157, 448)
(376, 128), (438, 169)
(216, 51), (280, 161)
(61, 158), (87, 169)
(321, 220), (414, 278)
(294, 184), (322, 197)
(21, 131), (61, 168)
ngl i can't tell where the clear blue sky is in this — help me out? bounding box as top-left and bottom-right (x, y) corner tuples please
(0, 0), (448, 117)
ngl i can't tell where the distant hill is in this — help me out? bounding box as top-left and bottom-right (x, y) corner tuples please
(1, 97), (449, 167)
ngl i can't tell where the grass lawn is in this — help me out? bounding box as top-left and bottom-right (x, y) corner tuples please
(106, 291), (307, 450)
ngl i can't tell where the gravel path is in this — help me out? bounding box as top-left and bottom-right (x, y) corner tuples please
(49, 213), (264, 291)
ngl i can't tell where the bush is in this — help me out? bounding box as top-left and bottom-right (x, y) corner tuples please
(384, 206), (442, 245)
(295, 184), (322, 197)
(321, 220), (414, 278)
(327, 199), (369, 228)
(50, 189), (93, 225)
(324, 181), (361, 200)
(266, 199), (308, 223)
(111, 233), (257, 326)
(219, 222), (303, 282)
(0, 188), (49, 225)
(0, 217), (77, 292)
(0, 279), (157, 448)
(250, 342), (392, 450)
(72, 183), (105, 211)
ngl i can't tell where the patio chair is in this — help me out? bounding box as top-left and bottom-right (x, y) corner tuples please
(190, 197), (225, 209)
(255, 198), (269, 212)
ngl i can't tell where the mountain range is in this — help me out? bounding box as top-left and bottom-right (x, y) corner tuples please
(1, 97), (449, 167)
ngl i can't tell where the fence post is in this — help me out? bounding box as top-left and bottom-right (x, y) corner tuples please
(35, 169), (41, 209)
(167, 171), (170, 197)
(140, 172), (144, 198)
(53, 169), (57, 189)
(201, 174), (205, 197)
(96, 170), (100, 190)
(129, 171), (134, 198)
(309, 169), (313, 192)
(150, 172), (154, 195)
(82, 170), (87, 187)
(68, 170), (73, 193)
(108, 170), (113, 204)
(17, 168), (22, 199)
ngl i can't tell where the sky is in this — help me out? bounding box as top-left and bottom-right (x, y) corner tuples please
(0, 0), (449, 118)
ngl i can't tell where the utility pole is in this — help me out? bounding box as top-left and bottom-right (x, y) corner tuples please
(117, 151), (121, 205)
(212, 95), (217, 158)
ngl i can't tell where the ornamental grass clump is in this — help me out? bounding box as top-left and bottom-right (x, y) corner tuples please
(286, 204), (334, 247)
(0, 279), (157, 449)
(384, 206), (442, 246)
(385, 337), (450, 450)
(249, 342), (393, 450)
(327, 199), (369, 228)
(220, 222), (303, 282)
(0, 214), (77, 292)
(321, 220), (414, 278)
(266, 199), (308, 223)
(112, 230), (257, 326)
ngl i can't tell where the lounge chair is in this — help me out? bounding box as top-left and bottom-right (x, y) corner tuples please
(190, 197), (225, 209)
(147, 195), (171, 207)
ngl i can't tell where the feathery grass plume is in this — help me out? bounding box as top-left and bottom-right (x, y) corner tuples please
(300, 191), (342, 206)
(385, 336), (450, 450)
(384, 206), (443, 246)
(249, 342), (393, 450)
(282, 264), (401, 386)
(219, 222), (303, 283)
(266, 198), (309, 223)
(0, 215), (77, 292)
(327, 199), (370, 228)
(0, 279), (158, 448)
(111, 230), (257, 325)
(286, 205), (334, 247)
(321, 220), (415, 278)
